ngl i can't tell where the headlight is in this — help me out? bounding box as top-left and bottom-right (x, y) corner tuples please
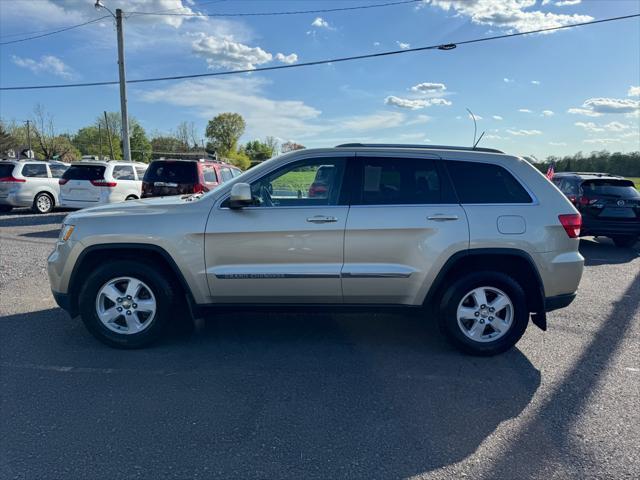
(59, 224), (75, 242)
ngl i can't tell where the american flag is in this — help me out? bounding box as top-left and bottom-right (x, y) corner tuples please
(546, 163), (555, 180)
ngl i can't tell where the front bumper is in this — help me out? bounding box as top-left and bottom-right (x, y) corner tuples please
(545, 292), (577, 312)
(52, 290), (76, 316)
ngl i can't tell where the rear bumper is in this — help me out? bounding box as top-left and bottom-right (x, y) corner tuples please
(545, 292), (577, 312)
(582, 217), (640, 237)
(0, 193), (31, 207)
(59, 198), (101, 209)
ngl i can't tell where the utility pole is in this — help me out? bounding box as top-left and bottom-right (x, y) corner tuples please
(104, 111), (115, 160)
(115, 9), (131, 162)
(95, 1), (131, 161)
(98, 124), (103, 160)
(24, 120), (32, 158)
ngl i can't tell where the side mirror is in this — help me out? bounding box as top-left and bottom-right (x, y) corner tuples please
(228, 183), (252, 209)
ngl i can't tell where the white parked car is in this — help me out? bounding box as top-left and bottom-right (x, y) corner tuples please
(0, 159), (69, 213)
(58, 161), (148, 209)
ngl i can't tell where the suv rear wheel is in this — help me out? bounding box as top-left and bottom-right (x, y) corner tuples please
(32, 192), (54, 214)
(78, 260), (174, 348)
(439, 271), (528, 356)
(612, 236), (638, 248)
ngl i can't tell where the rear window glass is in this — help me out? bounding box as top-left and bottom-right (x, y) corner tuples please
(581, 180), (640, 199)
(144, 162), (197, 183)
(220, 168), (233, 182)
(62, 165), (106, 181)
(0, 164), (15, 177)
(447, 161), (532, 204)
(49, 164), (68, 178)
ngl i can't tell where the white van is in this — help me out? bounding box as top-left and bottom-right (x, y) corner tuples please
(58, 161), (148, 209)
(0, 160), (69, 213)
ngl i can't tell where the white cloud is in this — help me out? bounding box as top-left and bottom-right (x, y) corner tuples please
(575, 122), (604, 132)
(396, 41), (411, 50)
(339, 112), (407, 131)
(576, 121), (632, 132)
(385, 96), (452, 109)
(485, 134), (506, 140)
(410, 82), (447, 93)
(567, 107), (602, 117)
(555, 0), (581, 6)
(406, 114), (431, 125)
(492, 115), (503, 120)
(542, 0), (551, 4)
(503, 77), (514, 83)
(12, 55), (74, 79)
(541, 110), (555, 116)
(373, 41), (381, 46)
(629, 86), (640, 97)
(531, 80), (541, 85)
(468, 113), (483, 120)
(507, 129), (542, 136)
(275, 53), (298, 64)
(311, 17), (330, 28)
(603, 121), (630, 132)
(518, 108), (533, 113)
(583, 97), (640, 114)
(549, 141), (567, 146)
(191, 33), (298, 70)
(420, 0), (593, 33)
(583, 138), (619, 145)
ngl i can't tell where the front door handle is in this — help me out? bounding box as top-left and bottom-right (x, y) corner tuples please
(307, 215), (338, 224)
(427, 214), (459, 221)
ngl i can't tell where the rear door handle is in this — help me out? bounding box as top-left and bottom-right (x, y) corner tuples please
(427, 214), (459, 221)
(307, 215), (338, 224)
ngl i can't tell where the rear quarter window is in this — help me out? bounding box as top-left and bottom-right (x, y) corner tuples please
(447, 161), (533, 204)
(0, 164), (16, 177)
(62, 165), (106, 181)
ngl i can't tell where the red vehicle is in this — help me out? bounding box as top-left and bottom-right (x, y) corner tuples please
(142, 159), (242, 198)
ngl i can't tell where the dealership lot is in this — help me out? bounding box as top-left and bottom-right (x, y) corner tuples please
(1, 210), (639, 479)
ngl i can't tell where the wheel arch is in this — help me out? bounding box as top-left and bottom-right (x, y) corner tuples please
(423, 248), (546, 329)
(67, 243), (195, 317)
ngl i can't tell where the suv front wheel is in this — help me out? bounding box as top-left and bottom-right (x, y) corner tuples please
(439, 271), (528, 356)
(79, 260), (174, 348)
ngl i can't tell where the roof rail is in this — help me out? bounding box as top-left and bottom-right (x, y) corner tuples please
(335, 143), (504, 154)
(558, 172), (622, 177)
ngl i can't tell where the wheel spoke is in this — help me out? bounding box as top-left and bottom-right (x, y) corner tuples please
(489, 295), (510, 314)
(124, 279), (142, 299)
(458, 307), (477, 320)
(125, 313), (142, 333)
(135, 299), (156, 313)
(471, 288), (488, 308)
(97, 307), (120, 325)
(101, 284), (123, 303)
(468, 320), (486, 339)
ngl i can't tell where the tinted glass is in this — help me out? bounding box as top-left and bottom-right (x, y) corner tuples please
(112, 165), (135, 180)
(250, 158), (345, 207)
(202, 166), (218, 183)
(62, 165), (106, 181)
(231, 168), (242, 177)
(581, 180), (640, 199)
(447, 161), (532, 204)
(359, 157), (442, 205)
(143, 161), (197, 183)
(22, 163), (48, 178)
(135, 166), (147, 178)
(0, 164), (15, 177)
(220, 168), (233, 182)
(49, 164), (68, 178)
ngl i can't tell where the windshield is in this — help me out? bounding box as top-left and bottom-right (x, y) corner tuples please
(62, 165), (106, 180)
(144, 161), (197, 183)
(581, 179), (640, 199)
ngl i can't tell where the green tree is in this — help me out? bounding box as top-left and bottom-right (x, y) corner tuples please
(130, 123), (152, 162)
(244, 138), (278, 163)
(0, 121), (16, 156)
(225, 149), (251, 170)
(73, 126), (122, 160)
(150, 135), (187, 159)
(205, 113), (246, 156)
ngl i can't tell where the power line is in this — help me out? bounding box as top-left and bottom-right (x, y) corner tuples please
(0, 16), (111, 45)
(1, 13), (638, 92)
(127, 0), (422, 17)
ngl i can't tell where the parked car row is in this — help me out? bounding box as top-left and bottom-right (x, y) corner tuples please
(0, 158), (241, 214)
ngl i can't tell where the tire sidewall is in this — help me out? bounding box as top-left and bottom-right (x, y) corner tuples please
(79, 260), (173, 348)
(33, 192), (53, 214)
(439, 271), (528, 356)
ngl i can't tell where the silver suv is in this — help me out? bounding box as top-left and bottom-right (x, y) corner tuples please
(0, 160), (69, 213)
(48, 144), (584, 355)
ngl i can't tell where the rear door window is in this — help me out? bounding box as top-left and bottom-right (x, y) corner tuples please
(356, 157), (447, 205)
(231, 168), (242, 177)
(134, 166), (147, 179)
(62, 165), (106, 181)
(580, 179), (639, 199)
(49, 164), (68, 178)
(22, 163), (48, 178)
(202, 165), (218, 183)
(144, 162), (197, 184)
(446, 161), (532, 204)
(112, 165), (135, 180)
(0, 164), (16, 178)
(220, 168), (233, 182)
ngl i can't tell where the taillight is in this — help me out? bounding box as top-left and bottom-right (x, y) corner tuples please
(567, 194), (577, 204)
(578, 196), (596, 206)
(193, 183), (204, 193)
(90, 180), (117, 187)
(559, 214), (581, 238)
(58, 178), (69, 185)
(0, 176), (26, 183)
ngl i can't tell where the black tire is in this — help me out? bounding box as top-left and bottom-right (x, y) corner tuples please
(0, 205), (12, 213)
(612, 236), (638, 248)
(438, 271), (529, 356)
(78, 260), (175, 348)
(125, 195), (138, 201)
(32, 192), (54, 214)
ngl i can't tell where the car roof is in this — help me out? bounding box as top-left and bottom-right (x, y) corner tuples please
(335, 143), (505, 154)
(553, 172), (626, 181)
(149, 158), (238, 168)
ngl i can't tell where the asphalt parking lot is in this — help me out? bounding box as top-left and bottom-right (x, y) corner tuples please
(1, 209), (639, 480)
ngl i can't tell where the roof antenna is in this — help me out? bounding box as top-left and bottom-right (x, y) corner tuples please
(466, 108), (486, 149)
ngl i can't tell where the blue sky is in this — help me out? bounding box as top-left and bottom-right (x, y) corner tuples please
(1, 0), (639, 159)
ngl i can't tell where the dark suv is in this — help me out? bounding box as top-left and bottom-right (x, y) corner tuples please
(552, 172), (640, 247)
(142, 159), (242, 198)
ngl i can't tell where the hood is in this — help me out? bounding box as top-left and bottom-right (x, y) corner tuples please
(64, 195), (201, 223)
